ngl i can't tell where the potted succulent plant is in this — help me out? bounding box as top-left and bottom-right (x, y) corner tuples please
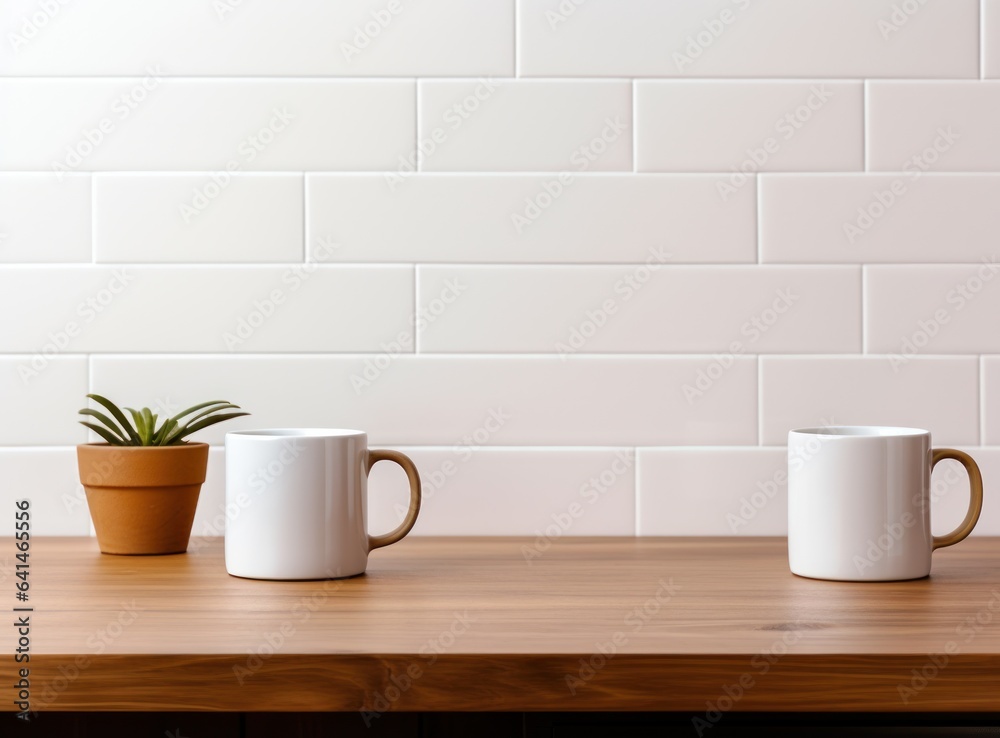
(77, 394), (248, 555)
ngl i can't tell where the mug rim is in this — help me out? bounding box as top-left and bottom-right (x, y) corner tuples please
(789, 425), (929, 438)
(226, 428), (366, 439)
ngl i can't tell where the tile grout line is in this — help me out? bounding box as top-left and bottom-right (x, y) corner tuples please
(413, 266), (420, 354)
(982, 0), (986, 80)
(513, 0), (519, 78)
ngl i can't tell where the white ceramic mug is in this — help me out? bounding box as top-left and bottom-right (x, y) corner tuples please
(224, 429), (421, 580)
(787, 426), (983, 582)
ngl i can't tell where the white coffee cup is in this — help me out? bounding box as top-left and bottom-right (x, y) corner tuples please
(788, 426), (982, 582)
(224, 429), (420, 580)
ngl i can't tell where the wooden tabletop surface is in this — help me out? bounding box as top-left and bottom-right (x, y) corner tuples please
(4, 536), (1000, 713)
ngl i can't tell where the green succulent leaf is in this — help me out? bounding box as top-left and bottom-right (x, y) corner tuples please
(85, 396), (248, 446)
(79, 421), (126, 446)
(125, 408), (147, 444)
(165, 411), (249, 445)
(168, 401), (231, 424)
(154, 418), (178, 446)
(182, 403), (239, 427)
(85, 394), (140, 444)
(139, 409), (155, 445)
(78, 408), (129, 442)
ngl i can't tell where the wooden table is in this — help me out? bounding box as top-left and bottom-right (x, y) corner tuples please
(3, 536), (1000, 714)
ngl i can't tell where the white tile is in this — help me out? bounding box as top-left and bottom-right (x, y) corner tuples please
(367, 447), (635, 536)
(867, 82), (1000, 171)
(307, 173), (756, 264)
(929, 448), (1000, 537)
(0, 449), (92, 535)
(761, 174), (1000, 263)
(985, 0), (1000, 78)
(417, 80), (632, 172)
(0, 174), (91, 263)
(636, 445), (1000, 538)
(0, 266), (413, 352)
(417, 266), (860, 353)
(637, 448), (788, 536)
(0, 357), (87, 445)
(518, 0), (979, 78)
(90, 356), (759, 446)
(95, 174), (302, 263)
(982, 357), (1000, 445)
(188, 447), (228, 543)
(0, 0), (513, 77)
(0, 79), (414, 171)
(760, 357), (979, 446)
(866, 264), (1000, 354)
(636, 82), (863, 172)
(188, 446), (634, 540)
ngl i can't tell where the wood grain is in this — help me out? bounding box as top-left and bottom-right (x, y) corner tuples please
(2, 536), (1000, 712)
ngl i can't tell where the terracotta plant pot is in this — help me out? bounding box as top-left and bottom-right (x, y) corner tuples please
(77, 442), (209, 555)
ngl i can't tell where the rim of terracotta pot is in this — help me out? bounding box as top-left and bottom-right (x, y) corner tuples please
(77, 442), (209, 488)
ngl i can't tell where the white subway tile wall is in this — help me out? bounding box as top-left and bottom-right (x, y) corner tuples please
(94, 174), (304, 263)
(635, 81), (864, 172)
(2, 1), (996, 537)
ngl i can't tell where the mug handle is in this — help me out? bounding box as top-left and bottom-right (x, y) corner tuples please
(931, 448), (984, 551)
(366, 449), (422, 551)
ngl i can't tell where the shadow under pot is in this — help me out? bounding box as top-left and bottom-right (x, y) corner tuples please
(76, 442), (209, 555)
